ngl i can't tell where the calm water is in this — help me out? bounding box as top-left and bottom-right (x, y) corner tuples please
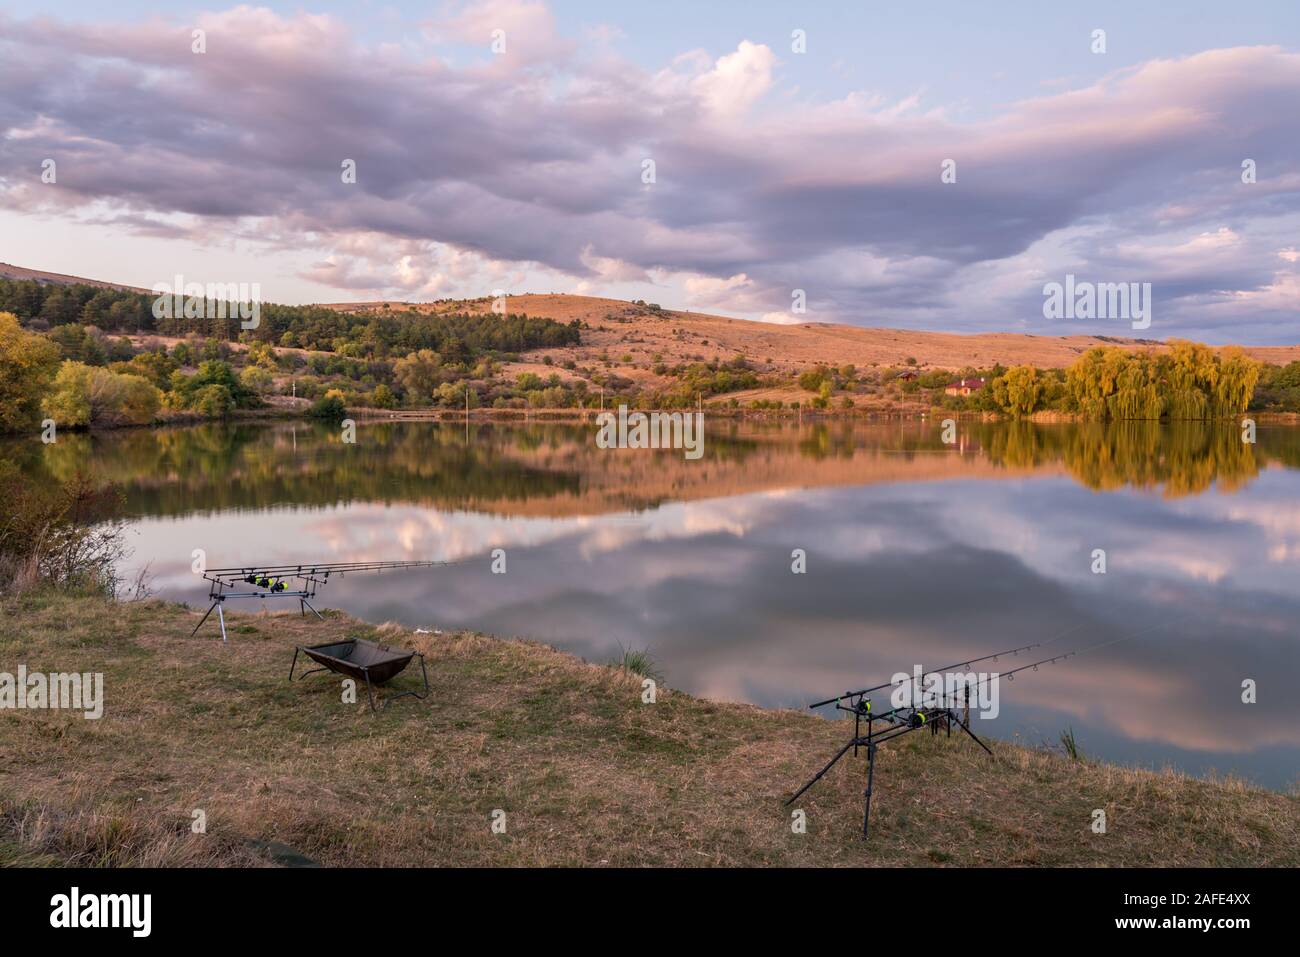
(8, 418), (1300, 788)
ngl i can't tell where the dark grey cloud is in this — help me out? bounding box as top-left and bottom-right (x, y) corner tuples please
(1, 8), (1298, 339)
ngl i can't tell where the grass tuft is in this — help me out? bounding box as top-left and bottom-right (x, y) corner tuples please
(611, 643), (663, 682)
(1059, 726), (1083, 761)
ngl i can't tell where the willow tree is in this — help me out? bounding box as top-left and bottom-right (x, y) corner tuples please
(1066, 346), (1130, 419)
(1105, 353), (1164, 420)
(991, 365), (1044, 417)
(1212, 346), (1261, 417)
(1160, 339), (1216, 419)
(1068, 340), (1259, 421)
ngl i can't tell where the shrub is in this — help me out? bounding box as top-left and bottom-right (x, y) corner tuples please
(192, 384), (235, 417)
(308, 394), (347, 419)
(798, 367), (830, 392)
(0, 470), (126, 595)
(239, 365), (275, 395)
(169, 360), (259, 411)
(42, 361), (161, 428)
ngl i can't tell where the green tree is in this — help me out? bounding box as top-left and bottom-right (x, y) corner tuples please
(192, 384), (235, 417)
(239, 365), (275, 395)
(393, 349), (443, 401)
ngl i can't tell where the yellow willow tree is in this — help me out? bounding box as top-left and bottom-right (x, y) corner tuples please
(1105, 352), (1164, 420)
(991, 365), (1044, 417)
(1065, 346), (1132, 419)
(1161, 339), (1217, 419)
(1213, 346), (1262, 417)
(1068, 340), (1260, 421)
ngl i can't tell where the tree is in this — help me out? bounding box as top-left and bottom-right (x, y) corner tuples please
(43, 363), (94, 427)
(991, 365), (1044, 417)
(1066, 341), (1261, 421)
(393, 349), (442, 401)
(42, 361), (161, 428)
(1213, 346), (1261, 417)
(169, 360), (258, 410)
(192, 384), (235, 417)
(0, 312), (62, 432)
(239, 365), (275, 395)
(116, 350), (178, 389)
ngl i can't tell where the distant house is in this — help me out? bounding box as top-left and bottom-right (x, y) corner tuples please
(944, 377), (987, 397)
(896, 369), (919, 381)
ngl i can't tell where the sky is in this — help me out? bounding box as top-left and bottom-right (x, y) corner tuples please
(1, 1), (1298, 342)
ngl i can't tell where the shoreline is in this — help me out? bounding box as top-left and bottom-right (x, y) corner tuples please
(19, 405), (1300, 435)
(1, 590), (1295, 867)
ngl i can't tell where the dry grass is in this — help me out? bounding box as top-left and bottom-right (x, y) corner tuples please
(1, 591), (1296, 867)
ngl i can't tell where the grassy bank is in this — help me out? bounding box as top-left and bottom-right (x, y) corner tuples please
(1, 591), (1295, 867)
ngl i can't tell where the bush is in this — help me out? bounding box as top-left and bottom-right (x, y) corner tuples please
(42, 361), (162, 428)
(115, 350), (178, 389)
(192, 384), (235, 417)
(169, 360), (259, 411)
(0, 470), (126, 595)
(239, 365), (275, 395)
(308, 394), (347, 419)
(798, 368), (829, 392)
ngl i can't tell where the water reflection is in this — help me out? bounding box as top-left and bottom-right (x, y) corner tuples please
(6, 418), (1299, 788)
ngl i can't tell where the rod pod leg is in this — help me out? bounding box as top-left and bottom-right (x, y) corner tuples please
(191, 600), (219, 637)
(955, 713), (994, 757)
(862, 742), (877, 839)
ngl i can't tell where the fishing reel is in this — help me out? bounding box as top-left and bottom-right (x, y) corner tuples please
(243, 574), (287, 592)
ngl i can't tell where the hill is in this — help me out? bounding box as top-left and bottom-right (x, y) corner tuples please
(320, 293), (1300, 407)
(321, 292), (1300, 381)
(0, 261), (151, 293)
(8, 262), (1300, 375)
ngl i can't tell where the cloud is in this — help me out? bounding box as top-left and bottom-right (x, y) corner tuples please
(1, 8), (1299, 339)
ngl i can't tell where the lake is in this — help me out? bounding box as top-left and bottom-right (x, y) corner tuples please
(8, 416), (1300, 789)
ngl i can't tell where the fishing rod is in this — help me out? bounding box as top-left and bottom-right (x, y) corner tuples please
(788, 608), (1205, 837)
(806, 627), (1083, 710)
(786, 632), (1127, 838)
(192, 559), (458, 641)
